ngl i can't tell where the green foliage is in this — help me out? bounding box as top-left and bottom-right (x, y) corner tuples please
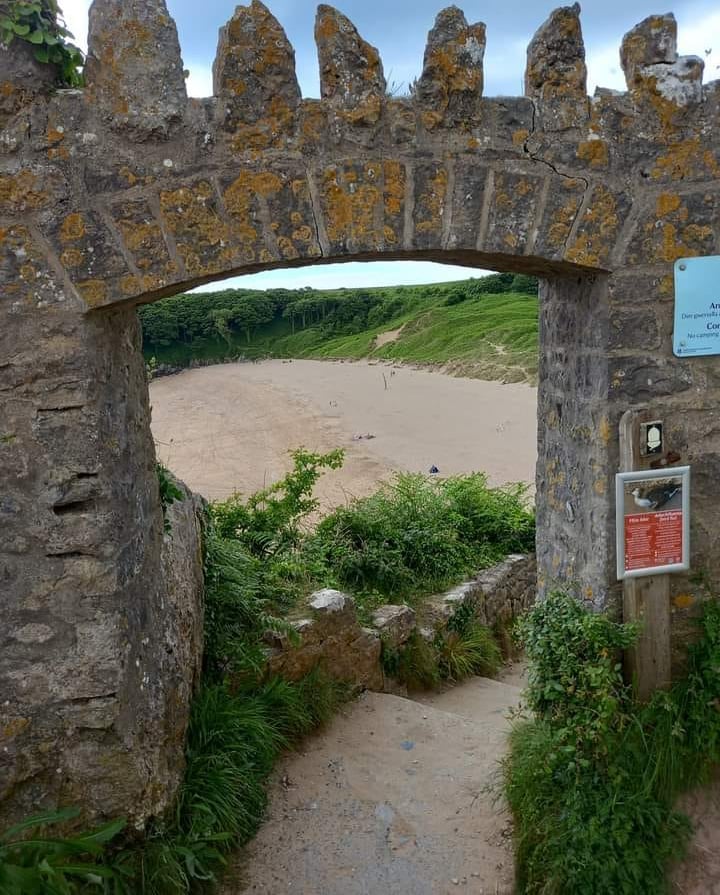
(0, 808), (127, 894)
(203, 449), (345, 678)
(382, 630), (441, 691)
(438, 606), (502, 681)
(157, 463), (183, 533)
(517, 589), (639, 755)
(138, 277), (540, 385)
(211, 449), (344, 555)
(0, 1), (84, 86)
(114, 670), (348, 894)
(505, 591), (720, 895)
(313, 473), (534, 607)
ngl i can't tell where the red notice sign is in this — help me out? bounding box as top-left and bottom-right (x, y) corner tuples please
(616, 467), (690, 580)
(624, 510), (683, 572)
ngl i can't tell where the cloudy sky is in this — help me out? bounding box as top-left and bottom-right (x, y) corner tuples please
(59, 0), (720, 291)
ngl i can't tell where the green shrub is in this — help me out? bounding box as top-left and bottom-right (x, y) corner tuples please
(0, 808), (127, 893)
(505, 590), (720, 895)
(313, 473), (534, 605)
(437, 624), (502, 682)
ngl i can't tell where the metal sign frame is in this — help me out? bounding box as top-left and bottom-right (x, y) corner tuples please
(615, 466), (691, 580)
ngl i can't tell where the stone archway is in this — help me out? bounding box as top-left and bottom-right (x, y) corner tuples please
(2, 0), (720, 825)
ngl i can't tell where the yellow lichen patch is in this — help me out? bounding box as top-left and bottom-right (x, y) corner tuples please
(120, 274), (142, 296)
(277, 236), (299, 260)
(322, 163), (383, 250)
(659, 275), (674, 296)
(223, 173), (261, 248)
(2, 717), (29, 740)
(656, 192), (681, 216)
(577, 140), (609, 169)
(512, 129), (529, 147)
(315, 13), (339, 41)
(0, 171), (50, 212)
(47, 126), (65, 145)
(60, 249), (85, 268)
(651, 137), (720, 181)
(594, 478), (607, 497)
(421, 110), (444, 131)
(160, 181), (237, 276)
(565, 185), (619, 268)
(415, 167), (448, 236)
(598, 416), (611, 445)
(77, 280), (108, 308)
(60, 213), (86, 243)
(383, 159), (405, 243)
(673, 593), (695, 610)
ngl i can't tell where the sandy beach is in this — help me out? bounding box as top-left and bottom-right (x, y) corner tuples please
(150, 359), (538, 508)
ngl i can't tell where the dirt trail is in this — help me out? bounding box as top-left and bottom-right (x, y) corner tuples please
(150, 359), (537, 509)
(222, 678), (523, 895)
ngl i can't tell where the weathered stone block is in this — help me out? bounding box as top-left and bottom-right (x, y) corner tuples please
(415, 7), (486, 131)
(213, 0), (300, 146)
(372, 604), (416, 648)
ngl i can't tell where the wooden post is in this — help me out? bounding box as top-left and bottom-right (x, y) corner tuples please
(619, 410), (672, 701)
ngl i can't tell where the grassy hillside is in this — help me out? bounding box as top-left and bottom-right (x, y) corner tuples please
(139, 273), (539, 385)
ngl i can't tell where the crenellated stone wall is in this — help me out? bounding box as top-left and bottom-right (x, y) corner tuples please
(3, 0), (720, 825)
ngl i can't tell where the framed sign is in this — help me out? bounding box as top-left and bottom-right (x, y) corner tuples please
(616, 466), (690, 580)
(674, 256), (720, 357)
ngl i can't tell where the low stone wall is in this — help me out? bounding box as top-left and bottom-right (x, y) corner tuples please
(264, 554), (537, 692)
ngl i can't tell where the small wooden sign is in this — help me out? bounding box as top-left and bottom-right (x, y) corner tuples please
(616, 467), (690, 580)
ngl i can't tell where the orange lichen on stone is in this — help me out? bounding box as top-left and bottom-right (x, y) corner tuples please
(656, 192), (681, 216)
(577, 140), (609, 168)
(513, 129), (529, 146)
(564, 185), (620, 268)
(629, 193), (715, 263)
(160, 181), (236, 276)
(60, 214), (87, 243)
(383, 160), (405, 244)
(651, 137), (720, 181)
(0, 171), (50, 212)
(415, 167), (448, 235)
(77, 279), (109, 307)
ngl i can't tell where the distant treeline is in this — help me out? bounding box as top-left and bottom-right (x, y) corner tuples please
(138, 272), (538, 357)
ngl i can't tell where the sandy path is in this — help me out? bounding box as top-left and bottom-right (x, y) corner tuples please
(150, 360), (537, 508)
(223, 683), (520, 895)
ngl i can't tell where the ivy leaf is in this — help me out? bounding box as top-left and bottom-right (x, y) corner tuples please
(27, 30), (45, 44)
(11, 22), (30, 35)
(33, 45), (49, 63)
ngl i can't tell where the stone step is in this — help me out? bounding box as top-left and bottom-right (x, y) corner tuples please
(415, 675), (524, 725)
(223, 690), (516, 894)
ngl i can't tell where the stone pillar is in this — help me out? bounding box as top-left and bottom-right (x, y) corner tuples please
(0, 225), (202, 826)
(536, 275), (616, 609)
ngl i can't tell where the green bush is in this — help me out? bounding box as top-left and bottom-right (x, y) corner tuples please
(313, 473), (534, 606)
(505, 590), (720, 895)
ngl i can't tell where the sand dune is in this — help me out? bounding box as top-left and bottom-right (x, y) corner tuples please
(150, 359), (538, 509)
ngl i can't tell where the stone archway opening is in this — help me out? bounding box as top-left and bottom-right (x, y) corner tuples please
(3, 0), (718, 831)
(143, 256), (541, 509)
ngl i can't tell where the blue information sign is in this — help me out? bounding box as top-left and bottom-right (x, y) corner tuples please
(674, 256), (720, 357)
